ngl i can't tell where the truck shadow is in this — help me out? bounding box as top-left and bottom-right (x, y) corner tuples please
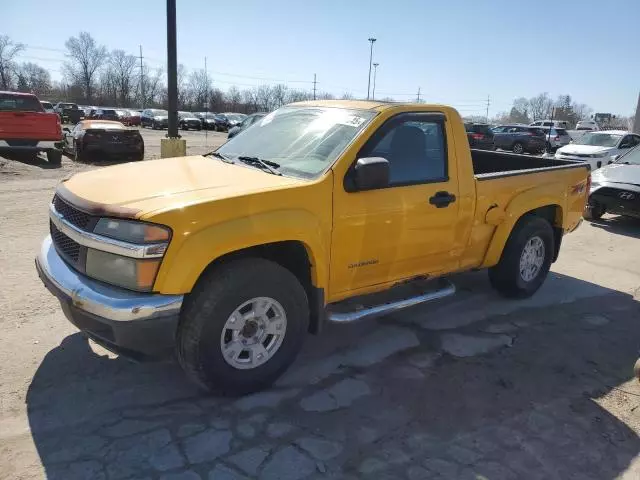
(588, 215), (640, 239)
(26, 271), (640, 479)
(0, 151), (60, 169)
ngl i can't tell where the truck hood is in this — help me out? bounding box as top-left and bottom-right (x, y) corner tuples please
(557, 144), (614, 155)
(593, 163), (640, 186)
(61, 155), (305, 216)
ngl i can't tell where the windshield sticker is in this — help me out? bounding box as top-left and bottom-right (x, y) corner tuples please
(338, 115), (366, 127)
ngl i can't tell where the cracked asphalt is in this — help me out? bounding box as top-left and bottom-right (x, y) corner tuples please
(2, 137), (640, 479)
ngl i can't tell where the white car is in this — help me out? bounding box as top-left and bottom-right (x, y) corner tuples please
(555, 130), (640, 171)
(40, 101), (54, 113)
(530, 119), (571, 129)
(575, 120), (599, 131)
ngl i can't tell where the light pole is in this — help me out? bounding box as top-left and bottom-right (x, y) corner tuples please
(372, 63), (379, 100)
(366, 37), (376, 100)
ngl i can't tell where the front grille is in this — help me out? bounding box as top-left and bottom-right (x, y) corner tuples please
(593, 187), (640, 208)
(53, 195), (92, 230)
(50, 221), (81, 263)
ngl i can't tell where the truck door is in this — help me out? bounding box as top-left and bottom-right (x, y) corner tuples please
(330, 112), (462, 296)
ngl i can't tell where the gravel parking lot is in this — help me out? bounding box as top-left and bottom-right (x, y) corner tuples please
(1, 135), (640, 479)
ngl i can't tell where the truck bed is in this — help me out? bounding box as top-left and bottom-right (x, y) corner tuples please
(471, 149), (584, 178)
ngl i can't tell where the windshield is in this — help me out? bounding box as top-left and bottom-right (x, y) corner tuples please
(574, 132), (622, 147)
(41, 102), (53, 109)
(152, 110), (168, 116)
(616, 145), (640, 165)
(227, 114), (244, 122)
(216, 106), (376, 179)
(86, 122), (124, 130)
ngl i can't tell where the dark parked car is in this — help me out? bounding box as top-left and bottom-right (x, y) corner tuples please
(178, 111), (202, 130)
(493, 125), (546, 154)
(465, 123), (495, 150)
(141, 109), (169, 129)
(90, 108), (119, 121)
(54, 102), (84, 124)
(585, 145), (640, 220)
(227, 112), (267, 138)
(224, 113), (247, 129)
(61, 120), (144, 162)
(199, 112), (218, 130)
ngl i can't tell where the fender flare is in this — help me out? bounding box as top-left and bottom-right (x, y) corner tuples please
(480, 184), (565, 268)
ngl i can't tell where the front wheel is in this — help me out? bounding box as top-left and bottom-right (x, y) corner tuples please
(177, 258), (309, 395)
(488, 216), (554, 298)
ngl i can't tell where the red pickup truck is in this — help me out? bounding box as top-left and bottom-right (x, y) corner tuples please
(0, 90), (63, 164)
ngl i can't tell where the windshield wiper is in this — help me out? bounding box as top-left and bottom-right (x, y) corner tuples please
(205, 151), (234, 163)
(237, 156), (282, 176)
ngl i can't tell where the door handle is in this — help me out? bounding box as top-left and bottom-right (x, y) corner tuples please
(429, 191), (456, 208)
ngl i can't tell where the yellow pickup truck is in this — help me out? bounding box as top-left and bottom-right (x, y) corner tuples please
(36, 100), (589, 394)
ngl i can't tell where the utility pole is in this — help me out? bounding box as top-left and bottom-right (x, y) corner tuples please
(417, 87), (421, 103)
(366, 37), (376, 100)
(485, 94), (490, 122)
(313, 73), (317, 100)
(161, 0), (186, 157)
(139, 45), (144, 108)
(372, 63), (379, 100)
(204, 56), (208, 144)
(633, 91), (640, 134)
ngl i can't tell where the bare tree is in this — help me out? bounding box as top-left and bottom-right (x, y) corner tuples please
(255, 85), (276, 111)
(528, 92), (553, 121)
(177, 64), (190, 109)
(226, 86), (242, 111)
(341, 92), (355, 100)
(63, 32), (109, 102)
(0, 35), (25, 89)
(16, 62), (51, 96)
(272, 84), (288, 108)
(109, 50), (137, 106)
(286, 89), (311, 104)
(187, 69), (212, 111)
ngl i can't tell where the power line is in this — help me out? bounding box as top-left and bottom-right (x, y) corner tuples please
(417, 87), (421, 103)
(139, 45), (144, 107)
(485, 94), (490, 122)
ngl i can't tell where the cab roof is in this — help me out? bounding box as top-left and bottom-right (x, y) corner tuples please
(289, 99), (448, 112)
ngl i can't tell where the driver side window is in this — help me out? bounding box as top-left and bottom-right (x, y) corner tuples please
(360, 115), (447, 186)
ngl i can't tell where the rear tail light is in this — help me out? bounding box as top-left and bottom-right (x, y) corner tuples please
(554, 136), (560, 141)
(471, 133), (484, 140)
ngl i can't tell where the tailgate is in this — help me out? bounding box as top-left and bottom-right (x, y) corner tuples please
(0, 111), (61, 141)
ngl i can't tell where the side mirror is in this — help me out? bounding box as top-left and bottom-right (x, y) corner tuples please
(62, 127), (70, 133)
(353, 157), (390, 191)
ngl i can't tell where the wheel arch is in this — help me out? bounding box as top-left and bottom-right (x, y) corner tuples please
(482, 197), (564, 268)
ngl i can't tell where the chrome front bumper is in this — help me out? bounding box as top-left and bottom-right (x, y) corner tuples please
(36, 235), (183, 323)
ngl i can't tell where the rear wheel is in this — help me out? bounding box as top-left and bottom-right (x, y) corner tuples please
(512, 142), (524, 154)
(73, 143), (85, 162)
(488, 216), (554, 298)
(177, 258), (309, 395)
(46, 149), (62, 165)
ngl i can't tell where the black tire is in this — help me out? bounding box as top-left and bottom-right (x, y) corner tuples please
(512, 142), (524, 154)
(584, 204), (605, 220)
(177, 257), (309, 395)
(152, 122), (158, 130)
(6, 140), (38, 147)
(47, 149), (62, 165)
(488, 216), (554, 299)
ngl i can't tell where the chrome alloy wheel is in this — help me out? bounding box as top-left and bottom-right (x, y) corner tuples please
(220, 297), (287, 370)
(519, 236), (545, 282)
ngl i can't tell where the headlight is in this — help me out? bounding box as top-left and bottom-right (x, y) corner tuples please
(86, 249), (161, 291)
(591, 152), (608, 158)
(94, 218), (170, 243)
